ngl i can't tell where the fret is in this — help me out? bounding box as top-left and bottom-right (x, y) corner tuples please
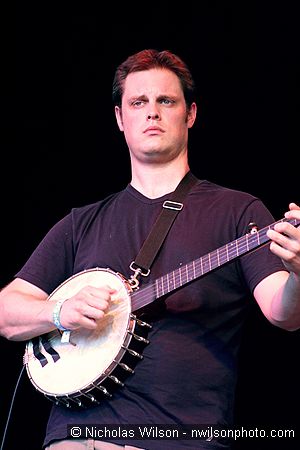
(186, 264), (189, 283)
(184, 267), (188, 282)
(210, 250), (219, 270)
(179, 266), (182, 286)
(255, 231), (260, 246)
(163, 276), (168, 294)
(155, 278), (161, 298)
(188, 264), (195, 281)
(180, 266), (185, 285)
(195, 259), (201, 279)
(157, 277), (163, 295)
(246, 234), (249, 252)
(220, 246), (228, 265)
(203, 254), (210, 274)
(208, 253), (212, 271)
(217, 248), (221, 266)
(230, 241), (238, 258)
(260, 226), (269, 244)
(226, 243), (229, 261)
(192, 260), (196, 279)
(200, 257), (204, 275)
(167, 273), (170, 292)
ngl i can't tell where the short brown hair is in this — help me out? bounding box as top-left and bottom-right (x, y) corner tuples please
(112, 49), (196, 109)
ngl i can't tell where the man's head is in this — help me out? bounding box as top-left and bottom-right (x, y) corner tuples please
(113, 49), (197, 169)
(112, 49), (196, 111)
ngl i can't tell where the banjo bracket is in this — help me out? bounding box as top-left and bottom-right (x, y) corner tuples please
(128, 262), (150, 289)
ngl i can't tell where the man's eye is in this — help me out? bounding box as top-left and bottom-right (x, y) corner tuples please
(160, 99), (174, 105)
(132, 100), (144, 107)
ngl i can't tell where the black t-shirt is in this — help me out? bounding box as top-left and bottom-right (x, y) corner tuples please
(17, 177), (285, 449)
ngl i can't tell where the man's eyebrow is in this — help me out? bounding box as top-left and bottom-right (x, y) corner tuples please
(127, 93), (178, 103)
(156, 94), (177, 100)
(127, 94), (148, 102)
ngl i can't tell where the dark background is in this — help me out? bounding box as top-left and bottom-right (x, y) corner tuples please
(1, 2), (299, 449)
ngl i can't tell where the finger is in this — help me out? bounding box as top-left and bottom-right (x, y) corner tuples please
(268, 222), (300, 259)
(79, 315), (100, 330)
(271, 221), (296, 238)
(82, 304), (108, 320)
(269, 240), (296, 264)
(289, 202), (300, 211)
(285, 203), (300, 218)
(84, 285), (117, 300)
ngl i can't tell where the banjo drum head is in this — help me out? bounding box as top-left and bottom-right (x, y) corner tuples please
(25, 268), (132, 397)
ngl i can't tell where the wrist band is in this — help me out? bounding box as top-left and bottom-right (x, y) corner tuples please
(52, 299), (68, 331)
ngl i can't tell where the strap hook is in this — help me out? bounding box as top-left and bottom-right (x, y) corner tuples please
(128, 261), (150, 289)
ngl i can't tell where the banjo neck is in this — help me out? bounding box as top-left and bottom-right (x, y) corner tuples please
(130, 217), (299, 312)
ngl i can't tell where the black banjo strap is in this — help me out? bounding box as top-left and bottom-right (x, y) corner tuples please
(129, 171), (199, 287)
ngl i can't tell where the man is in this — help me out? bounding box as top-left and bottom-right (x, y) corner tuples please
(0, 49), (300, 449)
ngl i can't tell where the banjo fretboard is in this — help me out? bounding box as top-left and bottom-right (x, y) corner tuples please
(131, 217), (299, 312)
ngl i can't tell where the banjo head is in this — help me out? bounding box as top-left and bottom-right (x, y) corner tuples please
(25, 268), (135, 400)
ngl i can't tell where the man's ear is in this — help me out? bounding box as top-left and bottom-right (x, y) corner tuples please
(187, 102), (197, 128)
(115, 106), (124, 131)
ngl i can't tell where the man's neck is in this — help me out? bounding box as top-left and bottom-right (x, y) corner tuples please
(130, 162), (190, 199)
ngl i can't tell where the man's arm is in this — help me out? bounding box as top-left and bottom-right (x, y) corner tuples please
(254, 203), (300, 331)
(0, 278), (114, 341)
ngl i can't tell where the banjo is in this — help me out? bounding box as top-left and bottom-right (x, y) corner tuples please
(24, 216), (299, 409)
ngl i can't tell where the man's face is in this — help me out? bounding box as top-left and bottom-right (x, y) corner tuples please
(115, 68), (196, 167)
